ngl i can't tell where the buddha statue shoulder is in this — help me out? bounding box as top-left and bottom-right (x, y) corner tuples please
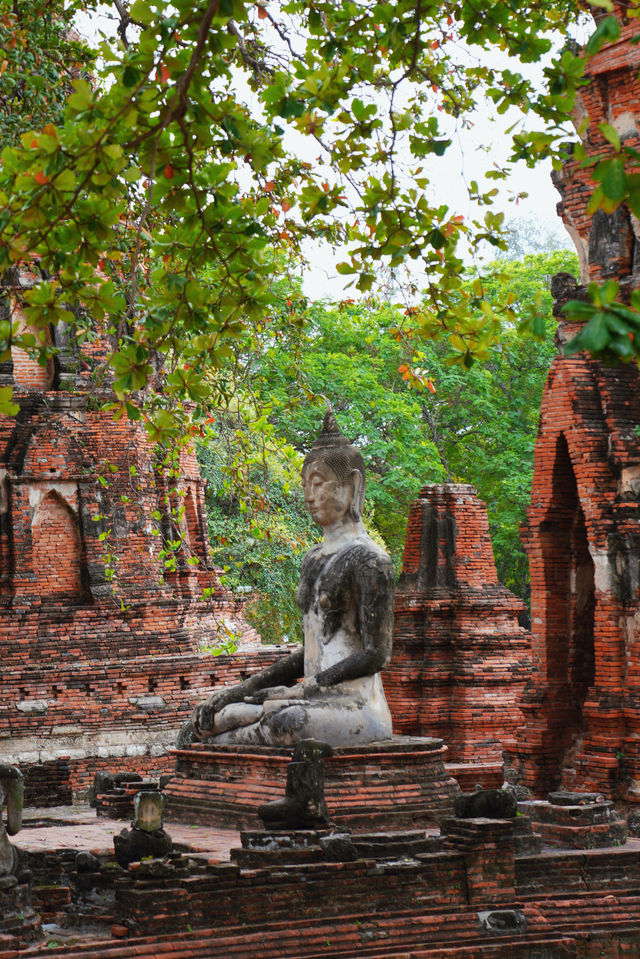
(190, 410), (394, 747)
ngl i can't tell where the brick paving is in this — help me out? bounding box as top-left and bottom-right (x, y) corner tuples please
(15, 804), (239, 860)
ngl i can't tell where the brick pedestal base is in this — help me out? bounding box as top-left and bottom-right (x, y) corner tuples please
(441, 817), (517, 904)
(164, 736), (460, 831)
(519, 796), (627, 849)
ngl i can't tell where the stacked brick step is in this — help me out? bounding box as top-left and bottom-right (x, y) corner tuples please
(518, 792), (627, 849)
(9, 894), (640, 959)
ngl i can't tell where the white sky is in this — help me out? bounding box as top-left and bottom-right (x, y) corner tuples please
(75, 4), (576, 303)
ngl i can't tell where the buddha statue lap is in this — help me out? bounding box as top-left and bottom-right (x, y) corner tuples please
(190, 410), (394, 748)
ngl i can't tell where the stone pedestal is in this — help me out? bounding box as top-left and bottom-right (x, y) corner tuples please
(164, 736), (460, 831)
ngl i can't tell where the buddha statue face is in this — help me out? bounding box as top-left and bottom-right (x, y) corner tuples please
(302, 462), (356, 528)
(301, 409), (366, 528)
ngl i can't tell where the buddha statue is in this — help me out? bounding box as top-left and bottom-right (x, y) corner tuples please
(191, 409), (394, 747)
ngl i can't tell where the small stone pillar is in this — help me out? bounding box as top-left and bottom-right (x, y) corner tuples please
(113, 791), (173, 867)
(259, 739), (333, 830)
(442, 817), (516, 905)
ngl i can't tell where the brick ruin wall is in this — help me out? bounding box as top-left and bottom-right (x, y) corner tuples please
(515, 2), (640, 800)
(0, 268), (534, 805)
(0, 317), (272, 800)
(1, 441), (527, 803)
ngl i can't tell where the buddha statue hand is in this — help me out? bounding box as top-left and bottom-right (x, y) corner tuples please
(245, 677), (322, 705)
(244, 685), (293, 705)
(191, 682), (251, 739)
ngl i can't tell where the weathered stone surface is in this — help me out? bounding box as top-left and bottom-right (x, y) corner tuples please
(0, 766), (22, 879)
(454, 788), (518, 820)
(258, 739), (333, 829)
(133, 791), (165, 833)
(113, 826), (173, 867)
(319, 832), (358, 862)
(478, 909), (526, 933)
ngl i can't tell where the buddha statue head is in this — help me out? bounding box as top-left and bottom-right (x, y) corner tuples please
(302, 409), (366, 523)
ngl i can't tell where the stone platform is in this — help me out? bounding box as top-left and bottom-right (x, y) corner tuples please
(519, 792), (627, 849)
(164, 736), (461, 831)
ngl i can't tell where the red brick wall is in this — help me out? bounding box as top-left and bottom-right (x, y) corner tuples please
(31, 491), (85, 602)
(0, 371), (264, 797)
(517, 357), (640, 797)
(515, 3), (640, 799)
(2, 647), (288, 800)
(10, 305), (55, 391)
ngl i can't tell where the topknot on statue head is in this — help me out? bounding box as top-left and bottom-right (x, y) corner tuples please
(302, 408), (366, 521)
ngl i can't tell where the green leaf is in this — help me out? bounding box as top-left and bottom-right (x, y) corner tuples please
(67, 78), (93, 112)
(123, 166), (142, 183)
(129, 0), (154, 25)
(0, 386), (19, 417)
(599, 123), (621, 152)
(122, 66), (141, 88)
(53, 169), (76, 191)
(601, 158), (626, 202)
(584, 15), (620, 58)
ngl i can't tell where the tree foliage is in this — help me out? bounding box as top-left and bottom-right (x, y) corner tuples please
(1, 0), (632, 432)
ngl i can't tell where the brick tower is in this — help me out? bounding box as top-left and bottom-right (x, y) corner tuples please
(515, 3), (640, 799)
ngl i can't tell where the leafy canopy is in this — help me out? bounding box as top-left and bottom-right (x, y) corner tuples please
(1, 0), (620, 433)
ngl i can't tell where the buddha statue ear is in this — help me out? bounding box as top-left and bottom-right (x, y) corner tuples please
(349, 468), (364, 521)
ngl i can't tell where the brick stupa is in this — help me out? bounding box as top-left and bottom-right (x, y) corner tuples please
(385, 484), (531, 788)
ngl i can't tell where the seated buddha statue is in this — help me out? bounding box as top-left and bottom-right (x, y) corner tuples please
(190, 409), (394, 748)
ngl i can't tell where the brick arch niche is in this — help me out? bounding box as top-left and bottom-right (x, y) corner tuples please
(184, 487), (204, 560)
(536, 434), (596, 767)
(32, 490), (86, 603)
(517, 357), (640, 799)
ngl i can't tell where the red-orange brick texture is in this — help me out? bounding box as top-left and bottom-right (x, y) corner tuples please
(515, 2), (640, 799)
(0, 308), (264, 797)
(386, 484), (530, 774)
